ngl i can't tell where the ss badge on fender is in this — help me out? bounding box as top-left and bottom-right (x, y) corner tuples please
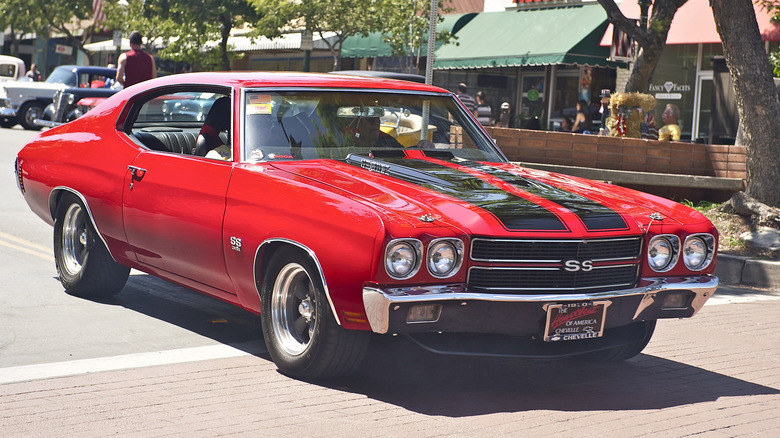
(230, 236), (242, 252)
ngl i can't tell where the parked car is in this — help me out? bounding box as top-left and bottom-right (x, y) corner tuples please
(15, 72), (719, 379)
(0, 55), (26, 83)
(37, 87), (118, 127)
(0, 65), (116, 130)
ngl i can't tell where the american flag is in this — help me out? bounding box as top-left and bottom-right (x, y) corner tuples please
(93, 0), (106, 27)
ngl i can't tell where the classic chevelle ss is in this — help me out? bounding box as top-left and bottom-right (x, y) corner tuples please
(15, 72), (718, 379)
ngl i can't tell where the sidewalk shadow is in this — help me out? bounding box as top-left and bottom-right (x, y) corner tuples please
(84, 273), (778, 417)
(325, 334), (779, 416)
(90, 272), (267, 357)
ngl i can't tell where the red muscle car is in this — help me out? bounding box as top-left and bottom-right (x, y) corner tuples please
(15, 72), (719, 379)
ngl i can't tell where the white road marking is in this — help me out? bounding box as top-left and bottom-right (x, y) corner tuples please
(0, 231), (53, 261)
(0, 344), (252, 385)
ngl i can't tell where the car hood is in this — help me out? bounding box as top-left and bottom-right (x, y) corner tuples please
(269, 152), (709, 237)
(2, 82), (62, 99)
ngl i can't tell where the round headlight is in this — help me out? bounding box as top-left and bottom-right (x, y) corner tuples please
(648, 235), (678, 272)
(385, 240), (420, 279)
(427, 239), (462, 278)
(683, 235), (711, 270)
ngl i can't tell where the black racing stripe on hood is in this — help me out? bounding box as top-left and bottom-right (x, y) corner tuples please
(456, 161), (629, 231)
(345, 154), (567, 231)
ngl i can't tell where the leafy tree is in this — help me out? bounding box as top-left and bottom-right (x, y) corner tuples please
(596, 0), (687, 93)
(250, 0), (450, 71)
(380, 0), (454, 59)
(1, 0), (106, 63)
(251, 0), (381, 71)
(712, 0), (780, 207)
(104, 0), (259, 71)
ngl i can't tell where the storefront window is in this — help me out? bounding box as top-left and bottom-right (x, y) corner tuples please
(649, 44), (723, 141)
(520, 73), (545, 129)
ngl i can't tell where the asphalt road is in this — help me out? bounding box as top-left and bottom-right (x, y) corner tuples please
(2, 126), (779, 436)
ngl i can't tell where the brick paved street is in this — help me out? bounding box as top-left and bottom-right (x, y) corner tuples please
(1, 293), (779, 437)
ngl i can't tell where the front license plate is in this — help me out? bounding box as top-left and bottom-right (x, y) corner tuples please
(543, 301), (611, 342)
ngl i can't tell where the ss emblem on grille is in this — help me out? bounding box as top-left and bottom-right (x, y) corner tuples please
(563, 260), (593, 272)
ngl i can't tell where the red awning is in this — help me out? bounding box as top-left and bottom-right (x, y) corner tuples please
(601, 0), (780, 46)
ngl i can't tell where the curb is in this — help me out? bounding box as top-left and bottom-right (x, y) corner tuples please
(715, 254), (780, 290)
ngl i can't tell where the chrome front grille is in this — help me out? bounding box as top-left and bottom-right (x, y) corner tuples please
(468, 237), (643, 293)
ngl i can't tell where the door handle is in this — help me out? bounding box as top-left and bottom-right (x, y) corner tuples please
(127, 165), (147, 179)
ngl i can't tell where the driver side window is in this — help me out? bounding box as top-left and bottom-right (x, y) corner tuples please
(129, 90), (232, 160)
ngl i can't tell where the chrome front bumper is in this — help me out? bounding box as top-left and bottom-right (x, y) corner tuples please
(0, 107), (18, 117)
(363, 276), (718, 335)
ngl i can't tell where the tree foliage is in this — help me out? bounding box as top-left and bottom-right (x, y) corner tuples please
(250, 0), (453, 71)
(103, 0), (259, 71)
(1, 0), (105, 62)
(596, 0), (687, 93)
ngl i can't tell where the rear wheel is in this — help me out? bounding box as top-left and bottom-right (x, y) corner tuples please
(578, 320), (656, 362)
(19, 101), (44, 130)
(261, 247), (369, 380)
(54, 193), (130, 299)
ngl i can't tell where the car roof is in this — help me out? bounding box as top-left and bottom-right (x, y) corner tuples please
(125, 71), (449, 94)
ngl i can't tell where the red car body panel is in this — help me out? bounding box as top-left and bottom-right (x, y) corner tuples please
(16, 72), (719, 359)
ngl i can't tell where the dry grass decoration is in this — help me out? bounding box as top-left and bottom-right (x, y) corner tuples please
(605, 92), (656, 138)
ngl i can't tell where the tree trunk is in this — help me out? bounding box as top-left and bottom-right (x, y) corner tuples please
(219, 14), (232, 71)
(711, 0), (780, 207)
(597, 0), (685, 93)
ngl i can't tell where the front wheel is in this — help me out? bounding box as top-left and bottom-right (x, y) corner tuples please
(261, 247), (369, 380)
(19, 101), (44, 130)
(0, 118), (16, 129)
(54, 193), (130, 299)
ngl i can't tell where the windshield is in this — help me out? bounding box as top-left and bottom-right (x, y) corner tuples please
(45, 68), (77, 86)
(242, 90), (504, 163)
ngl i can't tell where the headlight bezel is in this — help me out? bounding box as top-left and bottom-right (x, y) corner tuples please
(647, 234), (681, 272)
(384, 238), (423, 280)
(683, 233), (715, 271)
(426, 238), (464, 279)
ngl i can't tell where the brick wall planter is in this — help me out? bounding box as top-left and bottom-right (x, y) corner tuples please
(487, 127), (747, 180)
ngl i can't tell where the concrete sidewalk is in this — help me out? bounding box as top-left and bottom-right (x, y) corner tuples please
(716, 254), (780, 290)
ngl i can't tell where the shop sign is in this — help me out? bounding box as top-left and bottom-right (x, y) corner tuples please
(649, 81), (690, 100)
(55, 44), (73, 56)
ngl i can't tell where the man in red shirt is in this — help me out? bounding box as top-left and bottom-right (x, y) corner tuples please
(116, 31), (157, 88)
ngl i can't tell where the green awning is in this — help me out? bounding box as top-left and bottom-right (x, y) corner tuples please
(341, 13), (477, 58)
(434, 4), (613, 69)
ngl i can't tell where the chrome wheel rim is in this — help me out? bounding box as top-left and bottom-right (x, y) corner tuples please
(24, 105), (42, 127)
(61, 203), (87, 277)
(271, 263), (316, 356)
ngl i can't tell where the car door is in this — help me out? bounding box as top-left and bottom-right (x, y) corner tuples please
(121, 89), (235, 293)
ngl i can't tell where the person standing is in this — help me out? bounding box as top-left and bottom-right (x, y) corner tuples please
(571, 100), (592, 133)
(25, 64), (42, 81)
(496, 102), (511, 128)
(475, 91), (493, 127)
(658, 103), (682, 141)
(456, 83), (477, 116)
(116, 31), (157, 88)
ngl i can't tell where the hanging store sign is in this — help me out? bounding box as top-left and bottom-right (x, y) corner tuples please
(649, 81), (690, 100)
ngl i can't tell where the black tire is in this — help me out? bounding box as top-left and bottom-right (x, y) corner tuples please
(578, 320), (657, 362)
(54, 193), (130, 299)
(261, 247), (370, 380)
(19, 101), (44, 131)
(0, 118), (16, 129)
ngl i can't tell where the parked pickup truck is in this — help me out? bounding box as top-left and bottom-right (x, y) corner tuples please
(0, 65), (116, 130)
